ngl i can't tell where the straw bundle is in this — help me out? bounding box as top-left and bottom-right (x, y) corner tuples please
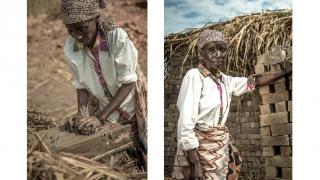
(164, 9), (292, 77)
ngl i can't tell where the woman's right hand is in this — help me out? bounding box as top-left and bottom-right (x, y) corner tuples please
(186, 148), (203, 180)
(65, 113), (102, 135)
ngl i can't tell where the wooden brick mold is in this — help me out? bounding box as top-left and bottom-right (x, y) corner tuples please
(256, 46), (292, 180)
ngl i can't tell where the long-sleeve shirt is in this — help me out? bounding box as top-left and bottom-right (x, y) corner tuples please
(176, 66), (255, 150)
(64, 28), (138, 123)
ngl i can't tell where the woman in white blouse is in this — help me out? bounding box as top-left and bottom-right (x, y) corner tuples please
(173, 30), (291, 180)
(60, 0), (147, 158)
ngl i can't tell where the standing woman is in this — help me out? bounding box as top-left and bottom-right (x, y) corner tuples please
(172, 30), (291, 180)
(60, 0), (147, 156)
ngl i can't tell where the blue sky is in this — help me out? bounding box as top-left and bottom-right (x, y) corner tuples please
(165, 0), (292, 35)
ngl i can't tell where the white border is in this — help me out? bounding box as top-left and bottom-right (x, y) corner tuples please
(293, 0), (320, 179)
(148, 0), (165, 179)
(0, 0), (27, 179)
(2, 0), (318, 179)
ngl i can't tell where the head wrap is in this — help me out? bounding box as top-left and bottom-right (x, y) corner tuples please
(197, 29), (227, 54)
(61, 0), (106, 24)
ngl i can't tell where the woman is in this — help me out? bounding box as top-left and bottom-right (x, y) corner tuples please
(60, 0), (147, 154)
(172, 29), (291, 179)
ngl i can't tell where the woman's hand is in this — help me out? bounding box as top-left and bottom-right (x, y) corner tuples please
(186, 149), (203, 180)
(65, 114), (102, 135)
(77, 116), (102, 135)
(255, 61), (292, 87)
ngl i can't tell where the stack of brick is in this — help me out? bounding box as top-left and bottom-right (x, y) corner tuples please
(226, 93), (264, 179)
(255, 46), (292, 180)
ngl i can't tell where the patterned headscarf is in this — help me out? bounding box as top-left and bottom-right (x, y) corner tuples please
(61, 0), (106, 24)
(197, 29), (227, 54)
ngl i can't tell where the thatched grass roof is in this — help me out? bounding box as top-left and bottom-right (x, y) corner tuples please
(164, 9), (292, 77)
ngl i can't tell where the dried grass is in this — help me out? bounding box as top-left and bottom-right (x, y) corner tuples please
(27, 107), (58, 133)
(28, 133), (146, 180)
(164, 9), (292, 77)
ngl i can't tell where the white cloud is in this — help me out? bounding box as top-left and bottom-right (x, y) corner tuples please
(165, 0), (292, 35)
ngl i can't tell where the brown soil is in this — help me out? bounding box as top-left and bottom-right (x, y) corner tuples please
(27, 0), (147, 124)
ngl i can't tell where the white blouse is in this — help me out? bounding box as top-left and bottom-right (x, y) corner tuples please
(176, 68), (255, 150)
(64, 28), (138, 123)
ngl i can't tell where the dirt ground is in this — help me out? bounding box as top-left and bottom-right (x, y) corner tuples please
(27, 0), (147, 124)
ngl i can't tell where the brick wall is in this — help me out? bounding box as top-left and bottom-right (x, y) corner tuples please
(164, 46), (196, 176)
(226, 94), (265, 179)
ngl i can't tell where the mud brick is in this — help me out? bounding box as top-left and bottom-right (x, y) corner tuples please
(244, 145), (260, 151)
(239, 117), (249, 123)
(240, 151), (246, 156)
(255, 151), (261, 156)
(238, 134), (248, 139)
(274, 82), (286, 92)
(241, 123), (251, 128)
(243, 139), (251, 145)
(262, 147), (274, 157)
(270, 63), (285, 72)
(250, 139), (256, 144)
(265, 167), (277, 177)
(265, 156), (292, 167)
(259, 85), (272, 95)
(261, 135), (290, 146)
(282, 168), (292, 179)
(248, 134), (261, 139)
(255, 64), (267, 74)
(250, 122), (260, 128)
(275, 101), (287, 112)
(250, 117), (260, 122)
(271, 123), (292, 136)
(241, 166), (248, 172)
(247, 157), (260, 162)
(288, 101), (292, 112)
(260, 104), (275, 114)
(280, 146), (292, 156)
(261, 91), (289, 104)
(241, 127), (260, 134)
(260, 112), (289, 126)
(251, 111), (261, 117)
(261, 126), (271, 136)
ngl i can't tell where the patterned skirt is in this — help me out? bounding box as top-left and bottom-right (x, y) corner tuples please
(172, 126), (242, 180)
